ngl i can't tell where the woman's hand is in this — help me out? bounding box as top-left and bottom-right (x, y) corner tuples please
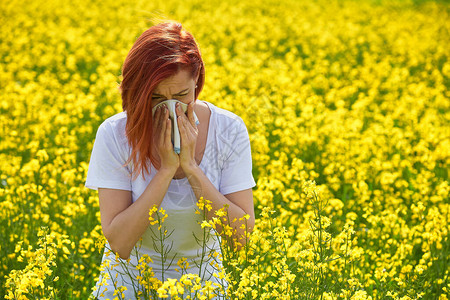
(177, 101), (199, 172)
(153, 105), (179, 173)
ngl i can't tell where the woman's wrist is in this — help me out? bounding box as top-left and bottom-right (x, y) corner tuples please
(181, 160), (200, 176)
(158, 166), (177, 178)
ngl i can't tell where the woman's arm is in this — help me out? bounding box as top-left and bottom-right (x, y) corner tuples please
(99, 105), (179, 260)
(99, 167), (175, 260)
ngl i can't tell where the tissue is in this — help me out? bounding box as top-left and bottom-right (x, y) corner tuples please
(151, 99), (199, 154)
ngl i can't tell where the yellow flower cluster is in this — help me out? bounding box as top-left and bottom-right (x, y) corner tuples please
(156, 274), (221, 299)
(4, 227), (71, 299)
(149, 205), (169, 230)
(1, 0), (448, 298)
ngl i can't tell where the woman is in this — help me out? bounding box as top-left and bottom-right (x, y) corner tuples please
(85, 22), (256, 299)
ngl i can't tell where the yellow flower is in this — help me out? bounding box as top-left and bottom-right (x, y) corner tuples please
(201, 220), (212, 229)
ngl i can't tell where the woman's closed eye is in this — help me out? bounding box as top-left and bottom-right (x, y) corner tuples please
(172, 92), (189, 99)
(152, 95), (165, 101)
(152, 93), (188, 102)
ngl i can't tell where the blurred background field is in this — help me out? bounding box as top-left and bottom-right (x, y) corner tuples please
(0, 0), (449, 299)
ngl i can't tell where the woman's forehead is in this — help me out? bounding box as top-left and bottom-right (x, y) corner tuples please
(154, 69), (195, 94)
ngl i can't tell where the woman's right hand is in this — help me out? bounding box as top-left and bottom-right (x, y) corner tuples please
(153, 105), (179, 173)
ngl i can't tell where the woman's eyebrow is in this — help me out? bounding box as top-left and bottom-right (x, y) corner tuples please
(153, 88), (189, 97)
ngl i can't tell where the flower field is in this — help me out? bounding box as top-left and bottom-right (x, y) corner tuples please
(1, 0), (449, 298)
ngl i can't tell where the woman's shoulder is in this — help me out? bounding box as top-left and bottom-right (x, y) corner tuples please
(202, 100), (246, 133)
(98, 111), (127, 132)
(100, 111), (127, 126)
(96, 111), (128, 145)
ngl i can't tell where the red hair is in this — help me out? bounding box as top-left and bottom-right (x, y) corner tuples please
(119, 22), (205, 180)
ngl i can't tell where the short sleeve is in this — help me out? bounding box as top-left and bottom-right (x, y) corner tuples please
(219, 119), (256, 195)
(85, 122), (132, 191)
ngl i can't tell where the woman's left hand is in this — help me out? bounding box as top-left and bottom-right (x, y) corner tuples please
(177, 101), (199, 172)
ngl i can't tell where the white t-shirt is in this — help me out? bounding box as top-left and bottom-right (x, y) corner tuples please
(85, 100), (256, 299)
